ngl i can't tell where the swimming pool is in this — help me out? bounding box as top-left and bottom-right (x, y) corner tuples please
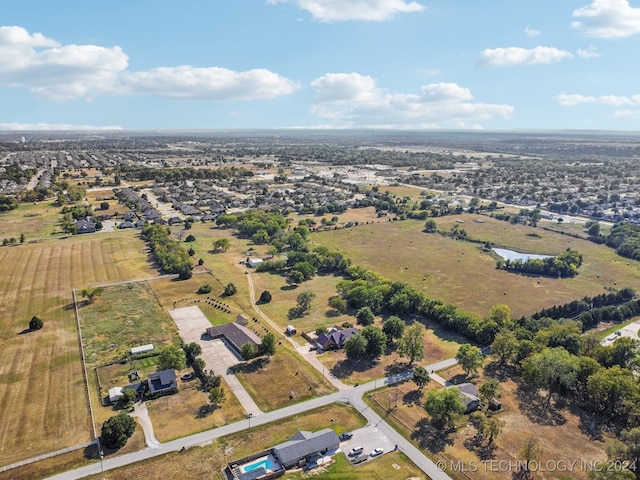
(243, 457), (273, 473)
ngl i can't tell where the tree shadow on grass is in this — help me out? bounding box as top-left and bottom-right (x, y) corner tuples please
(229, 357), (270, 375)
(330, 358), (378, 379)
(463, 435), (498, 461)
(483, 360), (518, 383)
(515, 381), (567, 426)
(402, 389), (423, 406)
(384, 359), (408, 377)
(196, 404), (220, 418)
(410, 418), (454, 454)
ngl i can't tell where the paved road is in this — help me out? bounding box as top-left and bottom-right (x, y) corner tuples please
(47, 368), (452, 480)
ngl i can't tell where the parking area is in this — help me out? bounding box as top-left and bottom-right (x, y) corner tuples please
(339, 424), (396, 463)
(601, 319), (640, 346)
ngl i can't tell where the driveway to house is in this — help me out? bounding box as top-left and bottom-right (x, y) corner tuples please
(601, 319), (640, 346)
(131, 402), (160, 448)
(169, 306), (262, 415)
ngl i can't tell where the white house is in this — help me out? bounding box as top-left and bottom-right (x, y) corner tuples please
(247, 258), (264, 268)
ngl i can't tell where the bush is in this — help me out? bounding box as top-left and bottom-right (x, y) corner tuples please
(259, 290), (272, 303)
(224, 283), (237, 296)
(101, 413), (136, 449)
(197, 284), (213, 294)
(29, 316), (44, 330)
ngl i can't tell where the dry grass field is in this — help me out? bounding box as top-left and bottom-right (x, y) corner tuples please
(85, 403), (368, 480)
(0, 231), (156, 467)
(233, 348), (336, 411)
(147, 378), (245, 442)
(369, 361), (610, 480)
(312, 214), (640, 319)
(0, 202), (63, 240)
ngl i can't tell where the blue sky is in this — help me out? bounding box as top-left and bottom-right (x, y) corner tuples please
(1, 0), (640, 131)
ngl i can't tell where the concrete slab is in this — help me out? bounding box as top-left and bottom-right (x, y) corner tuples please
(169, 306), (262, 415)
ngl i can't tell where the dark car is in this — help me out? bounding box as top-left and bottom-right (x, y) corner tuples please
(339, 432), (353, 441)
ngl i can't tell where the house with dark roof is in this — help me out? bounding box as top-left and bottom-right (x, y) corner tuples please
(206, 321), (262, 358)
(451, 383), (480, 413)
(74, 217), (96, 234)
(316, 327), (358, 350)
(273, 429), (339, 468)
(147, 369), (177, 396)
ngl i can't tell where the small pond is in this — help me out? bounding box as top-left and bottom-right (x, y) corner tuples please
(492, 248), (553, 262)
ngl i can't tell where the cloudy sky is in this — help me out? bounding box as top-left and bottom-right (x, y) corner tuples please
(1, 0), (640, 131)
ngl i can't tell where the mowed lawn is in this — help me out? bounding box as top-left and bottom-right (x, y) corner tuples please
(312, 214), (640, 318)
(0, 232), (156, 467)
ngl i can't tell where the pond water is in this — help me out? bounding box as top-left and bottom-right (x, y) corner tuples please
(492, 248), (553, 262)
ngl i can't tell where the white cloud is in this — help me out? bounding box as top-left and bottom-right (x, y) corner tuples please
(524, 26), (540, 37)
(554, 93), (640, 106)
(577, 45), (600, 58)
(478, 46), (573, 67)
(267, 0), (424, 22)
(572, 0), (640, 38)
(120, 66), (299, 100)
(310, 73), (513, 128)
(0, 122), (122, 131)
(0, 26), (128, 100)
(0, 25), (299, 102)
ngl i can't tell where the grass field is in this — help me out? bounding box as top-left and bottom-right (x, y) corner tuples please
(234, 348), (336, 411)
(147, 378), (245, 442)
(85, 403), (368, 480)
(0, 231), (156, 467)
(312, 214), (640, 319)
(0, 202), (63, 240)
(79, 281), (179, 366)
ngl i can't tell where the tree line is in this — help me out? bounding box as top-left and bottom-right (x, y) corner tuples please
(141, 224), (193, 279)
(496, 248), (583, 278)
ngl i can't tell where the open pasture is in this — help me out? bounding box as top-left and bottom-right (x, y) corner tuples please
(0, 232), (156, 467)
(0, 201), (62, 240)
(311, 214), (640, 318)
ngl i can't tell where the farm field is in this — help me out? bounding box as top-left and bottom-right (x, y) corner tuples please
(84, 403), (367, 479)
(312, 214), (640, 319)
(0, 201), (63, 240)
(0, 232), (156, 467)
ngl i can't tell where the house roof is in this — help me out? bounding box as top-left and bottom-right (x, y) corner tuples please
(273, 429), (339, 466)
(148, 369), (177, 394)
(206, 322), (262, 352)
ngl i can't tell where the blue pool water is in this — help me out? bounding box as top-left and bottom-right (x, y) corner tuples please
(244, 458), (273, 472)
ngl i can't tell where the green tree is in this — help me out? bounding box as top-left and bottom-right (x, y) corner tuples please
(487, 304), (512, 328)
(328, 296), (347, 313)
(478, 378), (500, 410)
(213, 238), (230, 252)
(344, 333), (368, 360)
(456, 344), (484, 378)
(183, 342), (202, 361)
(100, 201), (110, 210)
(224, 283), (237, 296)
(522, 347), (579, 409)
(295, 291), (316, 315)
(157, 345), (187, 371)
(241, 342), (256, 360)
(424, 219), (437, 233)
(29, 316), (44, 330)
(287, 269), (305, 285)
(424, 388), (465, 429)
(361, 325), (387, 358)
(412, 366), (431, 391)
(197, 284), (212, 294)
(259, 290), (272, 303)
(382, 316), (406, 342)
(259, 332), (276, 357)
(185, 234), (196, 242)
(356, 306), (375, 326)
(605, 427), (640, 479)
(101, 413), (137, 449)
(120, 389), (137, 408)
(397, 323), (425, 365)
(208, 386), (226, 407)
(491, 329), (519, 365)
(518, 436), (542, 475)
(81, 286), (104, 303)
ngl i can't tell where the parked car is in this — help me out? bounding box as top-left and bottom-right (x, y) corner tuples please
(339, 432), (353, 441)
(370, 448), (384, 457)
(348, 446), (363, 456)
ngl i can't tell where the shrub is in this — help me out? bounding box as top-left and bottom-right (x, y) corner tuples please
(101, 413), (136, 449)
(29, 316), (44, 330)
(197, 284), (213, 294)
(259, 290), (272, 303)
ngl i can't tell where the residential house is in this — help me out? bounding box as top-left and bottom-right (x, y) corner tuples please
(316, 327), (358, 350)
(206, 322), (262, 358)
(452, 383), (480, 413)
(147, 369), (178, 396)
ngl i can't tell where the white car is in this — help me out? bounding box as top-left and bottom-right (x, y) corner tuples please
(370, 447), (384, 457)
